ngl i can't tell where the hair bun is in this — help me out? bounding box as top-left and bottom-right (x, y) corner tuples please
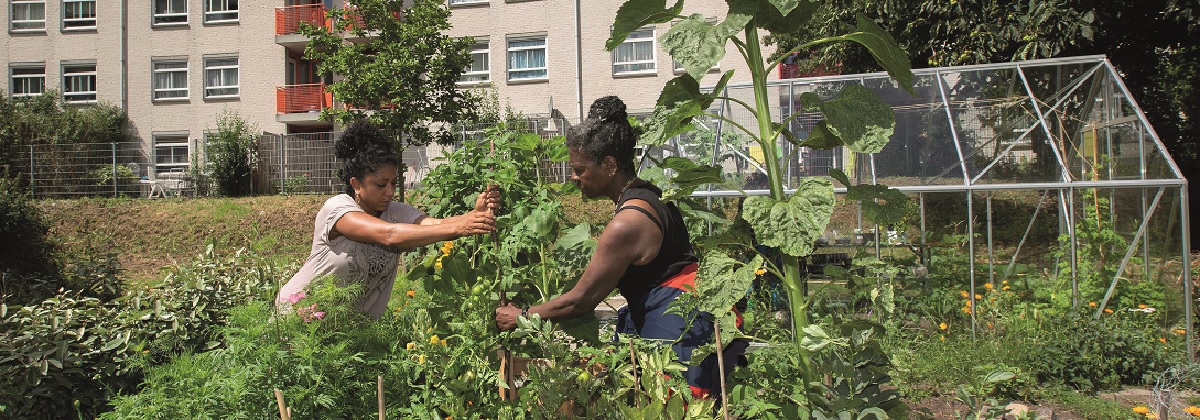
(335, 121), (374, 160)
(587, 96), (628, 122)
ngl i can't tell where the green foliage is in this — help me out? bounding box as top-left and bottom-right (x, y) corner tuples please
(0, 183), (59, 285)
(203, 110), (258, 197)
(742, 177), (836, 257)
(92, 164), (137, 192)
(0, 92), (129, 189)
(300, 0), (479, 146)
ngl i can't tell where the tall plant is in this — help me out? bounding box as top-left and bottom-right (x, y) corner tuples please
(203, 110), (258, 197)
(608, 0), (914, 409)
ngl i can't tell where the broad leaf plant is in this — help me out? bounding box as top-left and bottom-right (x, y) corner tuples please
(608, 0), (914, 411)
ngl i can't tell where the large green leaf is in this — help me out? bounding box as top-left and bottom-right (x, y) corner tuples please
(753, 0), (819, 33)
(841, 14), (914, 93)
(741, 177), (834, 257)
(607, 0), (685, 50)
(696, 251), (762, 315)
(800, 122), (844, 149)
(661, 13), (752, 81)
(658, 156), (724, 200)
(821, 83), (894, 154)
(830, 168), (911, 227)
(643, 73), (729, 145)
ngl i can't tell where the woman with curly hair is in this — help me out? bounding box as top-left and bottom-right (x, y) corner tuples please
(278, 120), (498, 318)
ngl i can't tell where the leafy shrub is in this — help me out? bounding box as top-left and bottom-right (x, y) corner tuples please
(0, 184), (59, 282)
(203, 111), (258, 197)
(1019, 308), (1181, 391)
(0, 292), (137, 419)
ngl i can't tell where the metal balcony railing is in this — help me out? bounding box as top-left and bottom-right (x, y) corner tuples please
(275, 4), (328, 36)
(276, 83), (333, 114)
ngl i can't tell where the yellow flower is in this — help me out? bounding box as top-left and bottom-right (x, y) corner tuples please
(1133, 406), (1150, 414)
(965, 300), (973, 307)
(441, 241), (454, 255)
(430, 334), (440, 345)
(986, 322), (993, 329)
(755, 267), (767, 276)
(960, 290), (969, 298)
(975, 294), (982, 300)
(984, 283), (993, 290)
(1138, 304), (1149, 309)
(1002, 285), (1010, 291)
(1175, 328), (1187, 335)
(406, 342), (416, 351)
(962, 307), (972, 314)
(418, 354), (426, 364)
(1159, 337), (1167, 343)
(407, 290), (416, 298)
(939, 322), (948, 330)
(440, 339), (447, 346)
(1184, 406), (1200, 416)
(1088, 301), (1097, 307)
(1002, 280), (1008, 285)
(435, 256), (444, 270)
(940, 335), (945, 341)
(1147, 413), (1158, 419)
(1104, 308), (1114, 314)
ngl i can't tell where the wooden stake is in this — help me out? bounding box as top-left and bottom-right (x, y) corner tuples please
(714, 321), (730, 420)
(273, 388), (291, 420)
(629, 337), (640, 409)
(377, 375), (385, 420)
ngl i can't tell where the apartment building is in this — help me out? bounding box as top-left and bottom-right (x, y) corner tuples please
(5, 0), (783, 179)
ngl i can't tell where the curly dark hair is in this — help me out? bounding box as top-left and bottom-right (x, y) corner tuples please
(565, 96), (637, 175)
(335, 121), (400, 197)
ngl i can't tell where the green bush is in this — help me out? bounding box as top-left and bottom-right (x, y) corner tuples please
(0, 183), (61, 302)
(203, 111), (258, 197)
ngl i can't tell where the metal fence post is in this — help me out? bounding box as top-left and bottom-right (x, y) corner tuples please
(29, 144), (35, 197)
(112, 142), (118, 197)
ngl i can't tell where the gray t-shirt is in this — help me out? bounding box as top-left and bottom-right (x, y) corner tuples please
(277, 194), (425, 318)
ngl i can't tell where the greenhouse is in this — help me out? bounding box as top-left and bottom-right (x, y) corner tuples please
(682, 55), (1193, 354)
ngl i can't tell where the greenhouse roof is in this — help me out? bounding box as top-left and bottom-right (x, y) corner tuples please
(709, 55), (1186, 194)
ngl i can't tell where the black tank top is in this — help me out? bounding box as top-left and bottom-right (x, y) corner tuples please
(614, 183), (699, 301)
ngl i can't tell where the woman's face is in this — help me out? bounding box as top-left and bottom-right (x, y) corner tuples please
(351, 163), (398, 215)
(568, 148), (611, 200)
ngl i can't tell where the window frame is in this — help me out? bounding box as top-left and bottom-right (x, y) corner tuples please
(152, 132), (190, 175)
(612, 27), (657, 76)
(458, 39), (490, 86)
(61, 63), (97, 104)
(506, 35), (547, 82)
(10, 64), (46, 97)
(61, 0), (96, 30)
(152, 0), (188, 26)
(203, 56), (239, 99)
(152, 58), (189, 101)
(448, 0), (488, 6)
(204, 0), (238, 24)
(11, 0), (47, 32)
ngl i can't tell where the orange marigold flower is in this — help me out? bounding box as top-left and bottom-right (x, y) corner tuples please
(406, 342), (416, 351)
(1002, 286), (1010, 291)
(960, 290), (969, 298)
(939, 322), (948, 330)
(1175, 328), (1187, 335)
(984, 283), (993, 290)
(1104, 308), (1114, 313)
(1088, 301), (1097, 307)
(755, 267), (767, 276)
(986, 322), (994, 329)
(407, 290), (416, 298)
(1002, 280), (1008, 285)
(1138, 304), (1149, 309)
(1133, 406), (1150, 415)
(430, 334), (440, 345)
(1159, 337), (1167, 343)
(975, 294), (982, 300)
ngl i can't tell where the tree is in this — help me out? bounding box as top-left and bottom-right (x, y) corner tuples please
(300, 0), (479, 147)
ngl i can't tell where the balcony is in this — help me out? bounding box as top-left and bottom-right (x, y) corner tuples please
(276, 84), (334, 126)
(778, 61), (841, 79)
(275, 4), (328, 51)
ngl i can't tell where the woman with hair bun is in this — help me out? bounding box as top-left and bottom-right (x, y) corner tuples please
(495, 96), (745, 399)
(278, 120), (499, 318)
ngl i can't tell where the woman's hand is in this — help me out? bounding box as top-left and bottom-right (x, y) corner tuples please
(475, 185), (500, 213)
(454, 210), (496, 237)
(495, 303), (522, 331)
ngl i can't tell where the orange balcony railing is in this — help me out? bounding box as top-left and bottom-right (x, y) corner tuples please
(275, 4), (328, 36)
(778, 61), (841, 79)
(277, 84), (333, 114)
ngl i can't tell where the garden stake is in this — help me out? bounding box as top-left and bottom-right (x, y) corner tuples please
(273, 388), (291, 420)
(714, 321), (729, 420)
(628, 337), (639, 409)
(488, 137), (518, 402)
(377, 375), (385, 420)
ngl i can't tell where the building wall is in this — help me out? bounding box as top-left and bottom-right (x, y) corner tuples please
(445, 0), (774, 122)
(2, 0), (285, 176)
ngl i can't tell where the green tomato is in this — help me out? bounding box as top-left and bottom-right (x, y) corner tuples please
(471, 284), (487, 297)
(463, 370), (477, 382)
(576, 370), (591, 382)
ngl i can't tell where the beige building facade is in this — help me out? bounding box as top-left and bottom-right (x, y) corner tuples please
(4, 0), (778, 179)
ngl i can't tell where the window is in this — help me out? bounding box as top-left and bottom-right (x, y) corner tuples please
(204, 56), (238, 98)
(11, 0), (46, 31)
(153, 0), (187, 25)
(10, 65), (45, 97)
(204, 0), (238, 23)
(152, 59), (188, 100)
(506, 36), (546, 81)
(459, 40), (489, 85)
(612, 28), (655, 75)
(449, 0), (488, 5)
(62, 0), (95, 29)
(153, 133), (189, 174)
(62, 63), (96, 103)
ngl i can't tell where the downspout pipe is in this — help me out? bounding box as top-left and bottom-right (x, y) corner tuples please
(574, 0), (583, 121)
(119, 0), (128, 112)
